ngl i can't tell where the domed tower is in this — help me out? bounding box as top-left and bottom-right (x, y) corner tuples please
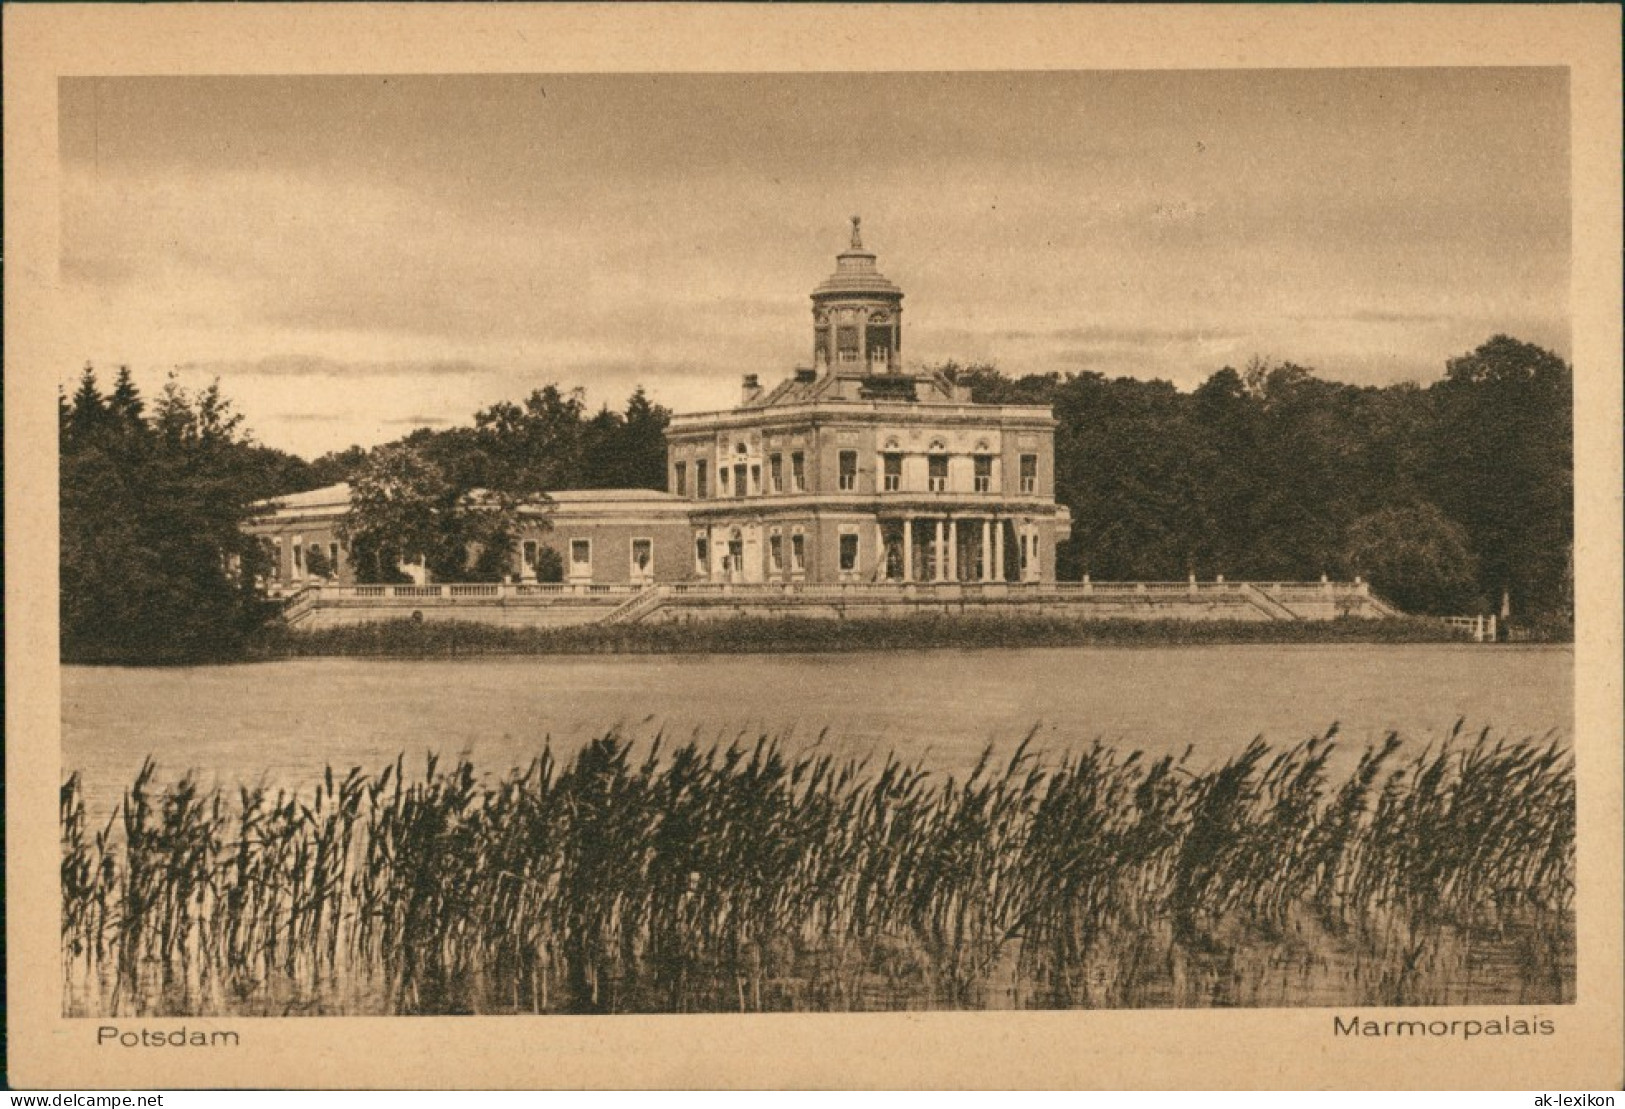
(811, 216), (903, 376)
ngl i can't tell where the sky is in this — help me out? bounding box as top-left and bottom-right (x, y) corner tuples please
(56, 69), (1570, 459)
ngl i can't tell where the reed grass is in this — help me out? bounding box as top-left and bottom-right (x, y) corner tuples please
(249, 615), (1490, 661)
(62, 724), (1574, 1016)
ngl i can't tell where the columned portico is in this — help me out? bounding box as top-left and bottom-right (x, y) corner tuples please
(877, 513), (1031, 583)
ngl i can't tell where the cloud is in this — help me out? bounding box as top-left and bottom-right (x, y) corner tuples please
(1028, 325), (1245, 345)
(179, 354), (497, 379)
(1147, 200), (1211, 225)
(274, 412), (353, 424)
(54, 72), (1569, 458)
(1293, 309), (1449, 325)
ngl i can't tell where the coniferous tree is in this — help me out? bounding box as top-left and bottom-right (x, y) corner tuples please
(60, 369), (276, 661)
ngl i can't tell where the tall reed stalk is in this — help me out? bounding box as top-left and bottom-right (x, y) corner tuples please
(62, 724), (1575, 1016)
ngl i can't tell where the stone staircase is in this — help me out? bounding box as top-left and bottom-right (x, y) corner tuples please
(279, 585), (322, 627)
(599, 585), (669, 625)
(1240, 584), (1303, 621)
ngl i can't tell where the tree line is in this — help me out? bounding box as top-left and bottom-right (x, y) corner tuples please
(942, 334), (1571, 620)
(60, 372), (671, 659)
(59, 369), (288, 661)
(59, 334), (1570, 661)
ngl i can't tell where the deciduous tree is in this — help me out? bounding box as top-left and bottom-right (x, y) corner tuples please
(1343, 502), (1479, 614)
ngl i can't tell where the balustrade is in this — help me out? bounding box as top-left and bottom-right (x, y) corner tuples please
(288, 578), (1379, 621)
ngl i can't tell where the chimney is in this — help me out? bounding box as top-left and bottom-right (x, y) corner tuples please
(741, 373), (763, 405)
(794, 365), (817, 384)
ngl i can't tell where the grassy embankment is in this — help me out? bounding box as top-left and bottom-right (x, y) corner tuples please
(247, 614), (1516, 660)
(62, 725), (1574, 1016)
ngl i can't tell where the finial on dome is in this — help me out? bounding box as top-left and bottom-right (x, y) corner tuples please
(850, 214), (863, 250)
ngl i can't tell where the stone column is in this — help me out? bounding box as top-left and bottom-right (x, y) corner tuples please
(902, 516), (914, 582)
(980, 519), (992, 581)
(947, 518), (958, 582)
(993, 519), (1005, 582)
(933, 519), (945, 582)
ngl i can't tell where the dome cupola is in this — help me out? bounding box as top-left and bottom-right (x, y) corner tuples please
(811, 216), (903, 375)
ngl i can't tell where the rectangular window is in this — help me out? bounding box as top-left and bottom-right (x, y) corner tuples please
(928, 455), (948, 493)
(523, 540), (538, 568)
(839, 533), (859, 572)
(570, 539), (591, 569)
(769, 533), (783, 573)
(674, 461), (687, 497)
(790, 533), (806, 572)
(734, 463), (748, 498)
(270, 539), (283, 580)
(330, 542), (341, 572)
(883, 453), (902, 492)
(292, 542), (304, 574)
(631, 538), (653, 579)
(837, 325), (859, 363)
(769, 454), (783, 493)
(695, 534), (709, 574)
(791, 451), (806, 492)
(974, 455), (993, 494)
(719, 465), (731, 495)
(1020, 454), (1038, 494)
(838, 450), (858, 491)
(696, 460), (709, 499)
(750, 464), (761, 495)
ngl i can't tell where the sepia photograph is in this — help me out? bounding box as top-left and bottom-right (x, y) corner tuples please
(7, 3), (1621, 1092)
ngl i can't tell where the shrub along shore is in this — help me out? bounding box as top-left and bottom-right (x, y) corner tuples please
(62, 725), (1574, 1016)
(238, 614), (1552, 661)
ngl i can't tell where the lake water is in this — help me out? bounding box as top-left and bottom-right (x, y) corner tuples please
(61, 643), (1576, 1015)
(62, 644), (1572, 818)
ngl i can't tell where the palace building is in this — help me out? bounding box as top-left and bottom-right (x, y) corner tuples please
(251, 220), (1072, 589)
